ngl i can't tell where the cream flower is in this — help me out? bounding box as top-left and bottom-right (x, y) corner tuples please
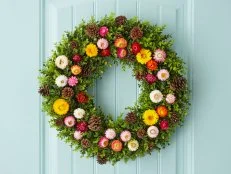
(55, 55), (68, 69)
(166, 94), (176, 104)
(97, 38), (109, 49)
(153, 49), (166, 62)
(147, 126), (159, 138)
(120, 130), (131, 142)
(150, 90), (163, 103)
(128, 140), (139, 151)
(55, 75), (68, 87)
(157, 69), (170, 81)
(74, 130), (83, 140)
(74, 108), (85, 119)
(105, 128), (116, 140)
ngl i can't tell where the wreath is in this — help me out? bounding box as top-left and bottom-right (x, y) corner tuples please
(38, 14), (190, 165)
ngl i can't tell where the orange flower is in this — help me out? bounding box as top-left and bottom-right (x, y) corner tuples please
(71, 65), (82, 75)
(114, 38), (127, 48)
(156, 105), (168, 117)
(111, 140), (123, 152)
(146, 60), (158, 71)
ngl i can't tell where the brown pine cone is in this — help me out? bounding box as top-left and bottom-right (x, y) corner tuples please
(55, 118), (64, 127)
(70, 41), (77, 49)
(125, 112), (137, 124)
(170, 76), (187, 91)
(170, 112), (179, 124)
(115, 16), (127, 26)
(97, 155), (107, 165)
(62, 87), (74, 98)
(148, 142), (155, 151)
(38, 85), (49, 96)
(82, 65), (92, 77)
(137, 128), (146, 139)
(81, 139), (90, 148)
(135, 72), (144, 80)
(85, 24), (99, 38)
(130, 26), (143, 40)
(88, 116), (102, 131)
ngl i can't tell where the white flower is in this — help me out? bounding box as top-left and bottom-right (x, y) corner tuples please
(74, 108), (85, 119)
(166, 94), (176, 104)
(105, 128), (116, 140)
(120, 130), (131, 142)
(157, 69), (170, 81)
(147, 126), (159, 138)
(55, 75), (68, 87)
(128, 140), (139, 151)
(55, 55), (69, 69)
(150, 90), (163, 103)
(74, 130), (83, 140)
(97, 38), (109, 49)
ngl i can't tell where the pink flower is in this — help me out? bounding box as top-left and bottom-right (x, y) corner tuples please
(74, 130), (83, 140)
(166, 94), (176, 104)
(153, 49), (166, 62)
(64, 116), (76, 127)
(157, 69), (170, 81)
(117, 48), (127, 58)
(145, 74), (157, 84)
(97, 38), (109, 49)
(98, 136), (109, 148)
(99, 26), (109, 37)
(72, 54), (82, 63)
(68, 76), (78, 87)
(105, 128), (116, 139)
(120, 130), (131, 142)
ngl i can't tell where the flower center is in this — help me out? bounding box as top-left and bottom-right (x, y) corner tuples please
(131, 143), (136, 148)
(157, 53), (162, 58)
(150, 129), (156, 134)
(148, 115), (154, 120)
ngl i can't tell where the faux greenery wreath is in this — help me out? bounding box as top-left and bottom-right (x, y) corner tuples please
(38, 14), (190, 165)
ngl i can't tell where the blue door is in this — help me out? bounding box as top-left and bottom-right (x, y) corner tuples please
(0, 0), (231, 174)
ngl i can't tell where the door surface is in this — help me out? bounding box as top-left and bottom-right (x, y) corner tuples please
(1, 0), (231, 174)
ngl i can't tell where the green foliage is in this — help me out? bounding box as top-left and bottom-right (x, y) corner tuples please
(39, 14), (190, 165)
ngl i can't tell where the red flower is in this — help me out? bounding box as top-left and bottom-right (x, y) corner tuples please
(160, 120), (169, 130)
(131, 42), (141, 54)
(72, 54), (82, 63)
(117, 48), (127, 58)
(100, 48), (111, 57)
(76, 121), (88, 132)
(76, 92), (89, 103)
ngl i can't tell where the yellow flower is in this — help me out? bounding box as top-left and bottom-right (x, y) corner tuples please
(53, 99), (69, 115)
(143, 109), (159, 125)
(136, 49), (152, 64)
(85, 43), (98, 57)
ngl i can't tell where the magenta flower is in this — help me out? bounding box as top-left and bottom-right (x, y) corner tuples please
(99, 26), (109, 37)
(68, 76), (78, 87)
(145, 74), (157, 84)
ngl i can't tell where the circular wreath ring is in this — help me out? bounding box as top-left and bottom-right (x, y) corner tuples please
(39, 14), (190, 165)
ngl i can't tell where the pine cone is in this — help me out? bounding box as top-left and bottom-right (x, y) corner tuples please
(170, 76), (187, 91)
(70, 41), (77, 49)
(55, 118), (64, 127)
(137, 128), (146, 139)
(148, 142), (155, 151)
(88, 116), (102, 131)
(85, 24), (99, 38)
(97, 155), (107, 165)
(38, 85), (49, 96)
(115, 16), (127, 26)
(130, 26), (143, 40)
(135, 72), (144, 80)
(81, 139), (90, 148)
(170, 112), (179, 124)
(125, 112), (137, 124)
(115, 33), (123, 39)
(62, 87), (74, 98)
(82, 65), (92, 77)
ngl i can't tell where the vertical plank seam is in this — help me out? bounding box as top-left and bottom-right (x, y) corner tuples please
(39, 0), (45, 173)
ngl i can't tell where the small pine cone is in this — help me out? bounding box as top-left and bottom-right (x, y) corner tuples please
(97, 155), (107, 165)
(130, 26), (143, 40)
(88, 116), (102, 131)
(85, 24), (99, 38)
(62, 87), (74, 98)
(38, 85), (49, 96)
(115, 16), (127, 26)
(125, 112), (137, 124)
(135, 72), (144, 81)
(115, 33), (123, 39)
(82, 65), (92, 77)
(81, 139), (90, 148)
(70, 41), (77, 49)
(170, 112), (179, 124)
(55, 118), (64, 127)
(137, 128), (146, 139)
(170, 76), (187, 91)
(148, 142), (155, 151)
